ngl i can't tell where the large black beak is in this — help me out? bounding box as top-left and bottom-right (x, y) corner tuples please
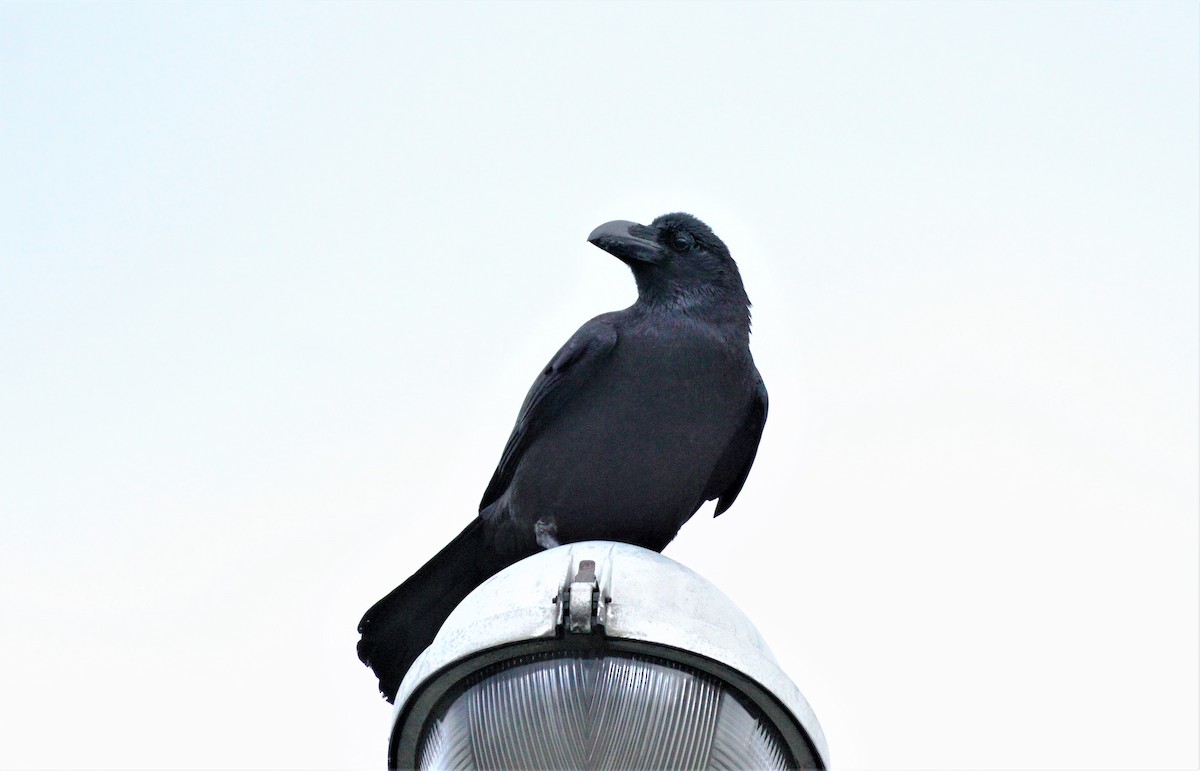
(587, 220), (665, 265)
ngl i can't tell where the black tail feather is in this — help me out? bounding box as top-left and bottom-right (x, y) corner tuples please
(357, 518), (510, 702)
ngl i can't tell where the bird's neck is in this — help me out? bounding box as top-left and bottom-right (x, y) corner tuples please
(632, 283), (752, 340)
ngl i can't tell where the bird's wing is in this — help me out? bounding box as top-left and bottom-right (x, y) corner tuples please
(705, 373), (769, 516)
(479, 316), (620, 512)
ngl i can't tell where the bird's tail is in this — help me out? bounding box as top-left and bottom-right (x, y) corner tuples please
(357, 517), (510, 702)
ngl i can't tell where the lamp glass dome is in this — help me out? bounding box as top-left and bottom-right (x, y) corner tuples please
(416, 652), (792, 770)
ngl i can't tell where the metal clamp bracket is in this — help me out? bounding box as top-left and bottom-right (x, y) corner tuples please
(560, 559), (606, 634)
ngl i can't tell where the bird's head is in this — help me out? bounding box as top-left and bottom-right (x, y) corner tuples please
(587, 213), (750, 325)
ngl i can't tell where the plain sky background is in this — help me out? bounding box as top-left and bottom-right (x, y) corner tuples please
(1, 2), (1197, 769)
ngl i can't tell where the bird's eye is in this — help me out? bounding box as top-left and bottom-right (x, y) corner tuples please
(670, 231), (694, 251)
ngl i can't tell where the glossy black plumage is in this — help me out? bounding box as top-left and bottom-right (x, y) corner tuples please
(358, 213), (768, 701)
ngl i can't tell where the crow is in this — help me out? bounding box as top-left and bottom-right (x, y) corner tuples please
(357, 213), (768, 701)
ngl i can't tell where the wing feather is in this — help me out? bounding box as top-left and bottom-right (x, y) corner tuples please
(705, 373), (768, 516)
(478, 318), (619, 512)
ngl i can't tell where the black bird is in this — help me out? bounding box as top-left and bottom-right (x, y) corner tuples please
(357, 213), (768, 701)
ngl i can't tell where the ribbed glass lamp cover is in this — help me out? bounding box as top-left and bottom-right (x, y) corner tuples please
(416, 654), (791, 770)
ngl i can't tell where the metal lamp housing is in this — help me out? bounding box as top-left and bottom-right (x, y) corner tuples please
(388, 541), (829, 769)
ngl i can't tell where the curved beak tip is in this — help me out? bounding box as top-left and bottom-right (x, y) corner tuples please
(587, 220), (636, 244)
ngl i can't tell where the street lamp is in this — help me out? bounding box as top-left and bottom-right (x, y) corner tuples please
(388, 541), (829, 769)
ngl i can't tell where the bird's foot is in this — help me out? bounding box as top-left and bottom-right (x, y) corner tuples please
(534, 517), (560, 550)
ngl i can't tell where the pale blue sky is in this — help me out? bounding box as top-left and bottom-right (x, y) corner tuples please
(2, 2), (1197, 769)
